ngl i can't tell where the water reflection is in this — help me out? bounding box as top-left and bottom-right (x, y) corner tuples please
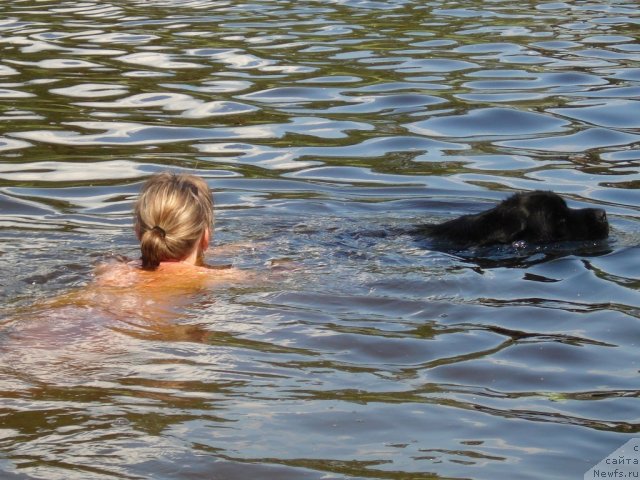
(1, 0), (639, 479)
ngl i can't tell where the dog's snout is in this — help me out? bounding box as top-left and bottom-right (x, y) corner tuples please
(594, 209), (607, 223)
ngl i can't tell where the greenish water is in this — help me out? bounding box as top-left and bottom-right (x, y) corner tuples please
(1, 1), (639, 479)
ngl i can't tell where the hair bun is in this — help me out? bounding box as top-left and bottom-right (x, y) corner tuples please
(151, 225), (166, 239)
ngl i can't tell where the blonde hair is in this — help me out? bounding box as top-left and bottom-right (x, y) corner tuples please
(134, 172), (214, 270)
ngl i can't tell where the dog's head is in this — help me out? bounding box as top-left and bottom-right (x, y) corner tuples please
(503, 191), (609, 243)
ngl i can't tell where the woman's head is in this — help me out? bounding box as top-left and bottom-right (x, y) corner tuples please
(134, 172), (214, 269)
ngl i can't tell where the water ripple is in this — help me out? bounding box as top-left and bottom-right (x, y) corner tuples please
(407, 108), (570, 138)
(498, 127), (640, 152)
(549, 99), (640, 129)
(10, 117), (375, 145)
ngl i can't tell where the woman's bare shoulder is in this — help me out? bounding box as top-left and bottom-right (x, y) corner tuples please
(159, 262), (252, 285)
(93, 259), (141, 287)
(93, 258), (253, 290)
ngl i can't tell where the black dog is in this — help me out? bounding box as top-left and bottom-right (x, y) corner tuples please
(417, 191), (609, 247)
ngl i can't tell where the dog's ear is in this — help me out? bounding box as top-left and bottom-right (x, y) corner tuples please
(476, 207), (527, 245)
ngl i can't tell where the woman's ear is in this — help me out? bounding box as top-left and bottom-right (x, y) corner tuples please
(200, 227), (211, 252)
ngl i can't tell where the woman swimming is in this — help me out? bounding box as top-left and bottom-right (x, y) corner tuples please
(12, 171), (245, 331)
(0, 172), (249, 379)
(95, 171), (247, 291)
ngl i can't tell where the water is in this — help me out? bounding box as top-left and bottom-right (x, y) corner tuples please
(1, 1), (639, 479)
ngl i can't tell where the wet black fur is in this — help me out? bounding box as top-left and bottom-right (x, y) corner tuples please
(417, 191), (609, 247)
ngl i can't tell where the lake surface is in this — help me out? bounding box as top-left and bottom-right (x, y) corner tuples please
(1, 1), (639, 479)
